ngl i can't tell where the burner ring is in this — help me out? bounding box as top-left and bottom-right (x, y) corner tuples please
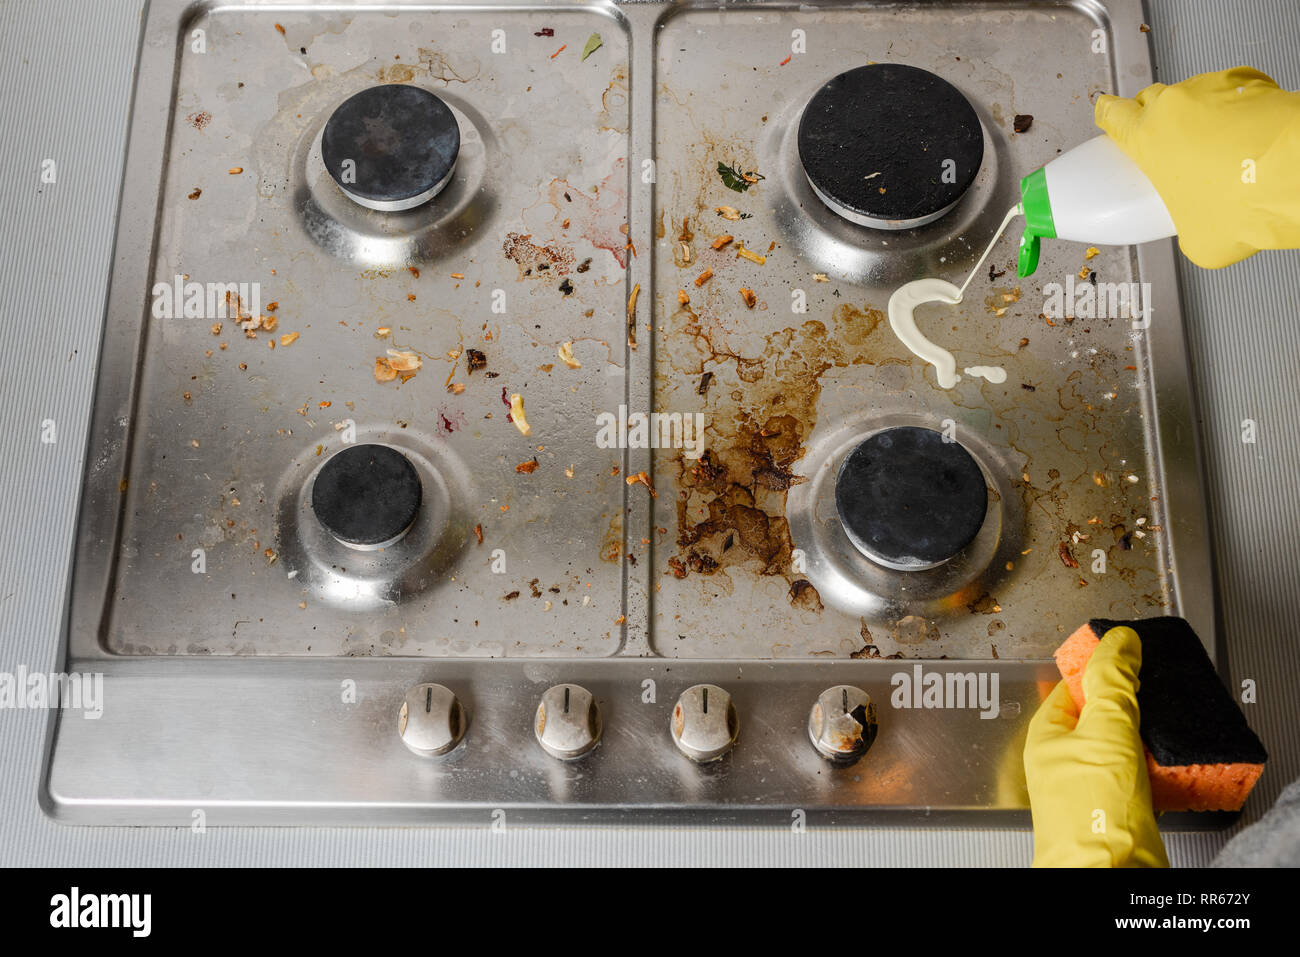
(834, 426), (987, 570)
(321, 84), (460, 212)
(311, 444), (423, 549)
(798, 64), (983, 229)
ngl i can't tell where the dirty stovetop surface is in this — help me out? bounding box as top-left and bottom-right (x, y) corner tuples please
(92, 1), (1205, 662)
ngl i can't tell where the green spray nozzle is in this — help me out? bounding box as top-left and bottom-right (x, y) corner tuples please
(1017, 166), (1056, 278)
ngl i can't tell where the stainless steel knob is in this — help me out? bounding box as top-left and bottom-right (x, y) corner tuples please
(398, 683), (467, 756)
(535, 684), (602, 760)
(808, 685), (877, 761)
(670, 684), (738, 763)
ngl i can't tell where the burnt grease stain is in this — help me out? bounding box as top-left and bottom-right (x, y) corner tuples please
(664, 298), (884, 612)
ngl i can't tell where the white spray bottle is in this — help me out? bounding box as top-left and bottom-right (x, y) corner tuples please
(1017, 134), (1176, 277)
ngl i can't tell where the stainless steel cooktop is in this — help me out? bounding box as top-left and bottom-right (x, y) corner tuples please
(44, 0), (1219, 825)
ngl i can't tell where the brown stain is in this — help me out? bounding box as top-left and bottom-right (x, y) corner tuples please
(662, 282), (887, 610)
(503, 232), (576, 278)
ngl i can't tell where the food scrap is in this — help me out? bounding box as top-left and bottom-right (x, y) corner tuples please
(625, 471), (657, 497)
(1013, 114), (1034, 133)
(716, 162), (763, 193)
(711, 234), (734, 250)
(374, 349), (421, 383)
(627, 282), (640, 347)
(557, 341), (581, 369)
(516, 458), (540, 474)
(509, 393), (531, 436)
(736, 243), (766, 265)
(694, 268), (713, 287)
(581, 32), (603, 61)
(739, 288), (757, 309)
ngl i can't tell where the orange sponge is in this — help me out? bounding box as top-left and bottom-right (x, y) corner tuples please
(1054, 618), (1266, 812)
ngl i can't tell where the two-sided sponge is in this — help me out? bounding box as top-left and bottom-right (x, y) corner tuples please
(1054, 617), (1267, 812)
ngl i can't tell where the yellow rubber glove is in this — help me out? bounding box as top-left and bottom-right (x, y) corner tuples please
(1095, 66), (1300, 268)
(1024, 626), (1169, 868)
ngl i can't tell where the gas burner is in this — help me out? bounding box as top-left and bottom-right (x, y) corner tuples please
(310, 444), (422, 549)
(834, 426), (987, 570)
(798, 64), (983, 229)
(321, 84), (460, 212)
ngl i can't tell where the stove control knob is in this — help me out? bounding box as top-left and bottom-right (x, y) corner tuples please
(808, 685), (878, 762)
(398, 683), (467, 757)
(670, 684), (738, 763)
(534, 684), (602, 760)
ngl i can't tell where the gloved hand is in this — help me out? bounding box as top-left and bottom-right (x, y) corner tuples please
(1024, 626), (1168, 867)
(1095, 66), (1300, 269)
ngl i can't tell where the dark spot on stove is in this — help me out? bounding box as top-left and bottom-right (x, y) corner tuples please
(966, 592), (999, 615)
(1013, 114), (1034, 133)
(467, 348), (487, 373)
(558, 277), (575, 296)
(576, 257), (592, 273)
(1089, 270), (1098, 286)
(697, 371), (714, 395)
(989, 263), (1007, 282)
(789, 579), (824, 612)
(1021, 383), (1036, 391)
(502, 591), (520, 600)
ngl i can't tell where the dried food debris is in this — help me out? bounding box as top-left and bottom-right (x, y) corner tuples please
(375, 349), (421, 382)
(509, 393), (531, 436)
(694, 268), (713, 287)
(516, 458), (540, 474)
(279, 332), (299, 347)
(1058, 542), (1079, 568)
(713, 205), (742, 221)
(711, 234), (734, 250)
(626, 471), (657, 497)
(557, 342), (581, 369)
(1013, 114), (1033, 133)
(716, 162), (764, 193)
(627, 282), (640, 347)
(739, 288), (757, 309)
(736, 243), (766, 265)
(788, 579), (823, 612)
(581, 33), (603, 61)
(467, 348), (487, 373)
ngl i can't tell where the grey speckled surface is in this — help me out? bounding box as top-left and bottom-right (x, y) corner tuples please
(0, 0), (1295, 866)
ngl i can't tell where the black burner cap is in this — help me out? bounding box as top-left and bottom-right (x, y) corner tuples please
(835, 427), (987, 569)
(321, 84), (460, 211)
(311, 444), (422, 548)
(798, 64), (984, 228)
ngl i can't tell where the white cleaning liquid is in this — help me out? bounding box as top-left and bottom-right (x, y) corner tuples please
(887, 204), (1021, 388)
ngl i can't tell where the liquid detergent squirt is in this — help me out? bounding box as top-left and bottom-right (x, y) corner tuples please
(1017, 134), (1176, 277)
(887, 204), (1021, 388)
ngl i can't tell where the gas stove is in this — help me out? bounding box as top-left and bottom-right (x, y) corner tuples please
(44, 0), (1218, 825)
